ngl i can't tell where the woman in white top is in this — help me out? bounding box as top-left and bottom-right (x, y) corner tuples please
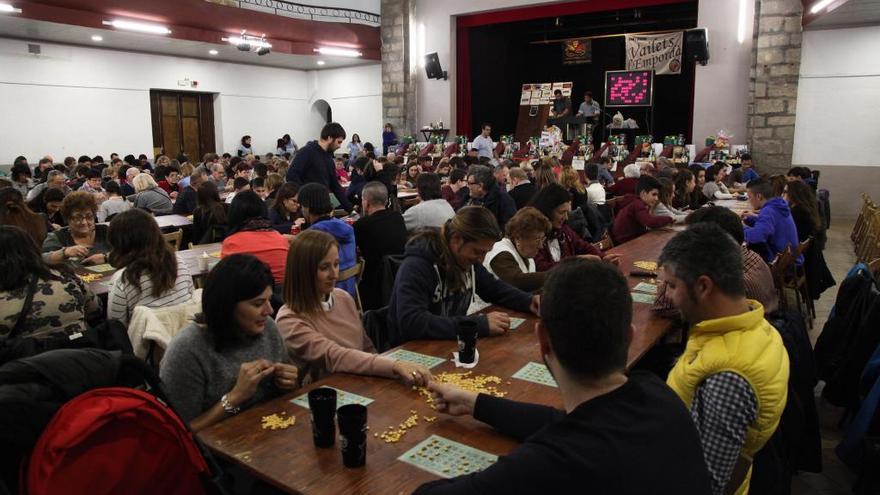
(347, 134), (363, 164)
(106, 209), (194, 325)
(653, 178), (689, 223)
(702, 162), (734, 200)
(483, 207), (551, 292)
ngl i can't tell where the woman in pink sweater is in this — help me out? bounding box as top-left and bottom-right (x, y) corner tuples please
(275, 230), (433, 386)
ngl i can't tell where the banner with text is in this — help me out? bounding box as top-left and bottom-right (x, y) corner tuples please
(625, 31), (682, 75)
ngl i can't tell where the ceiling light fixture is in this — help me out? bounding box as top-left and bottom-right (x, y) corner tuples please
(317, 60), (326, 66)
(209, 49), (219, 55)
(810, 0), (835, 14)
(91, 35), (103, 42)
(223, 32), (271, 55)
(103, 19), (170, 35)
(314, 46), (362, 58)
(0, 3), (22, 14)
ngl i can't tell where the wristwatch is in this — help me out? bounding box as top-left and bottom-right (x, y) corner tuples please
(220, 394), (240, 415)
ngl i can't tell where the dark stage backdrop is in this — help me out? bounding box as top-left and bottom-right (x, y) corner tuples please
(466, 3), (698, 143)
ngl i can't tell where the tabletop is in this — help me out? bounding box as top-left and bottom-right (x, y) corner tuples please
(197, 227), (683, 495)
(154, 214), (193, 229)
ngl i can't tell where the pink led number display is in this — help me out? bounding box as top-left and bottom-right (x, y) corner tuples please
(604, 70), (654, 107)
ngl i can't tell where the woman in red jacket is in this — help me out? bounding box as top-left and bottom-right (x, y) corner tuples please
(529, 184), (620, 272)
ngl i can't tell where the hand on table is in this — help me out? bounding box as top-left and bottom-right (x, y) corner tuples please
(427, 381), (478, 417)
(392, 361), (433, 387)
(272, 363), (300, 391)
(486, 312), (510, 335)
(529, 295), (541, 317)
(578, 254), (602, 262)
(228, 359), (276, 407)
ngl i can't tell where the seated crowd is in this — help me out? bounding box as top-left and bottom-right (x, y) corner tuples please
(0, 126), (831, 494)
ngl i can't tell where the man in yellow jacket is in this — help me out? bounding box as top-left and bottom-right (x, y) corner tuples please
(658, 223), (790, 495)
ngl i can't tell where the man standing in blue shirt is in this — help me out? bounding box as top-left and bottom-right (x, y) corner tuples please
(286, 122), (352, 210)
(471, 123), (495, 160)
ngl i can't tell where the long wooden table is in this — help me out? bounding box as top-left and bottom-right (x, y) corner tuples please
(197, 227), (682, 494)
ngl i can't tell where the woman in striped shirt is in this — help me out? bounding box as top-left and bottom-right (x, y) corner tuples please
(106, 209), (194, 325)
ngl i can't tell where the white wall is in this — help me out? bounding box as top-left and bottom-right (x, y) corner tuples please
(311, 64), (383, 148)
(0, 38), (381, 162)
(413, 0), (754, 142)
(692, 0), (754, 144)
(792, 25), (880, 167)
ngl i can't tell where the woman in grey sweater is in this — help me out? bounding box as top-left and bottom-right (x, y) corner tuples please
(130, 173), (174, 216)
(160, 254), (299, 431)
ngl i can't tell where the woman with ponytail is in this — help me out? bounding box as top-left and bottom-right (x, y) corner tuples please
(386, 206), (539, 346)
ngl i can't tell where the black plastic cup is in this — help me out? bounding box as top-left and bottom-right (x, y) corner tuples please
(308, 388), (337, 448)
(337, 404), (368, 468)
(457, 320), (478, 364)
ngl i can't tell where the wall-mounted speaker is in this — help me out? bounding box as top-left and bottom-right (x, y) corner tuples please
(424, 52), (447, 80)
(685, 28), (709, 66)
(27, 43), (41, 55)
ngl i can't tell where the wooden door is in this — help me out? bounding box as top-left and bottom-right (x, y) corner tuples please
(150, 90), (215, 161)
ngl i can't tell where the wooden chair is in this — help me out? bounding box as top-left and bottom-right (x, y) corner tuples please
(604, 196), (625, 223)
(769, 246), (796, 312)
(162, 229), (183, 251)
(788, 239), (815, 328)
(338, 258), (365, 313)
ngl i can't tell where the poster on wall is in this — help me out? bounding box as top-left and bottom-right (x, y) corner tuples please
(562, 38), (591, 65)
(551, 82), (573, 97)
(625, 31), (683, 75)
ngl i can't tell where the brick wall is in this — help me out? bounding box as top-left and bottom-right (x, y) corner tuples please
(747, 0), (803, 174)
(381, 0), (416, 138)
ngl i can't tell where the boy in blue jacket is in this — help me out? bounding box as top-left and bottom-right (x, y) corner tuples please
(298, 183), (358, 297)
(743, 178), (803, 265)
(387, 206), (539, 347)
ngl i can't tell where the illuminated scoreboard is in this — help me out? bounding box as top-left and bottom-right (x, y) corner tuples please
(604, 70), (654, 107)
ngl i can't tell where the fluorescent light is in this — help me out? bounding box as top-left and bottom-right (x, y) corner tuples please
(810, 0), (835, 14)
(314, 47), (362, 57)
(103, 19), (170, 35)
(209, 49), (219, 55)
(0, 3), (22, 13)
(317, 60), (326, 66)
(737, 0), (747, 44)
(226, 36), (271, 49)
(91, 35), (103, 42)
(418, 23), (426, 68)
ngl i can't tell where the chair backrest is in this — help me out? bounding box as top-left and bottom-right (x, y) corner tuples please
(380, 255), (406, 308)
(769, 246), (796, 290)
(362, 306), (390, 353)
(338, 258), (365, 312)
(162, 229), (183, 251)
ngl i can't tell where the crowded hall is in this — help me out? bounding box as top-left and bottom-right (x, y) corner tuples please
(3, 0), (880, 494)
